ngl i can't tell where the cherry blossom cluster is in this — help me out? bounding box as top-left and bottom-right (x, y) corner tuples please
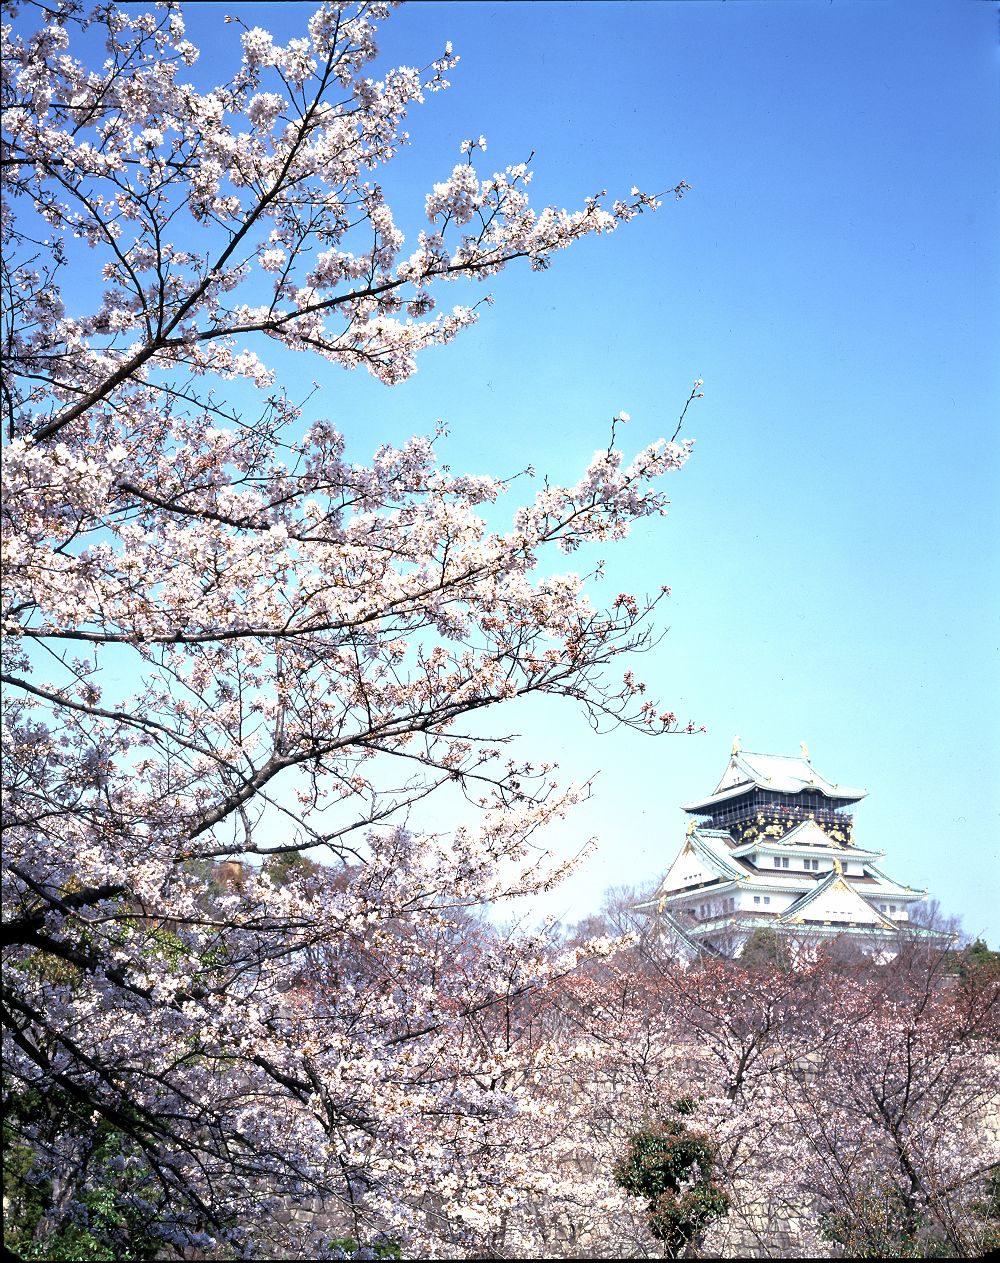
(509, 945), (1000, 1259)
(1, 2), (700, 1255)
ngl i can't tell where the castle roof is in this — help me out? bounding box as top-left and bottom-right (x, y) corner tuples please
(776, 867), (896, 930)
(683, 747), (867, 814)
(646, 824), (921, 903)
(664, 910), (953, 945)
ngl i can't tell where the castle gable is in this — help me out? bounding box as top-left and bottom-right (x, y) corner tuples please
(657, 837), (723, 893)
(779, 869), (895, 929)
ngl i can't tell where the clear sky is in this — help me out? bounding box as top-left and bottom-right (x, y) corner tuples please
(107, 3), (1000, 941)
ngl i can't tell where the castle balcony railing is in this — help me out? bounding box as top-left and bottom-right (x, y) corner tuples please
(703, 801), (854, 837)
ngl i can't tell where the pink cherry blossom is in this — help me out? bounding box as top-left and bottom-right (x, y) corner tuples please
(1, 2), (696, 1255)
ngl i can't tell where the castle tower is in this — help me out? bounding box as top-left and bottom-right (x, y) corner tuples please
(635, 743), (951, 962)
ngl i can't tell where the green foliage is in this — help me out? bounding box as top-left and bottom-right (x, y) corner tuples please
(147, 925), (188, 968)
(2, 1088), (165, 1262)
(14, 948), (83, 989)
(327, 1236), (402, 1260)
(962, 939), (1000, 976)
(263, 851), (320, 888)
(647, 1182), (730, 1254)
(4, 1099), (48, 1255)
(739, 926), (793, 971)
(613, 1101), (729, 1257)
(970, 1166), (1000, 1255)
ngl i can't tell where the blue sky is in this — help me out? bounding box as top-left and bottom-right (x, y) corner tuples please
(270, 0), (997, 942)
(68, 2), (1000, 940)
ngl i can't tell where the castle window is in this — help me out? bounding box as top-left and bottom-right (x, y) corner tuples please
(763, 896), (771, 905)
(753, 896), (761, 905)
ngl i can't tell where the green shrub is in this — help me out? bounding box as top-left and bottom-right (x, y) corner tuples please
(614, 1101), (729, 1256)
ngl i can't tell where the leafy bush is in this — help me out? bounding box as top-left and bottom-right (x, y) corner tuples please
(613, 1101), (729, 1257)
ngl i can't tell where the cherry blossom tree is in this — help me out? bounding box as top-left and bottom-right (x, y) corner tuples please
(502, 934), (1000, 1260)
(1, 1), (697, 1255)
(790, 952), (1000, 1258)
(525, 946), (826, 1258)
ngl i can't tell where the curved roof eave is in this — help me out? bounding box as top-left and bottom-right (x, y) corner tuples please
(683, 749), (868, 813)
(683, 783), (866, 813)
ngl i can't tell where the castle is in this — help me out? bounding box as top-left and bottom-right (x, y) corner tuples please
(636, 741), (951, 961)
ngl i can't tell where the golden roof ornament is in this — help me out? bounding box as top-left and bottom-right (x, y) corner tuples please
(800, 740), (810, 760)
(833, 857), (842, 875)
(686, 819), (697, 836)
(731, 735), (741, 756)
